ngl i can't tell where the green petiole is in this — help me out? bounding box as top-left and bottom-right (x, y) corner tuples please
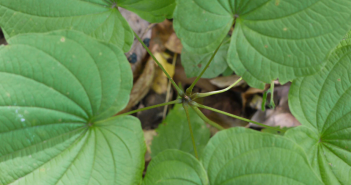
(192, 77), (242, 99)
(95, 100), (181, 124)
(190, 105), (224, 130)
(183, 103), (199, 159)
(185, 42), (224, 96)
(193, 102), (286, 133)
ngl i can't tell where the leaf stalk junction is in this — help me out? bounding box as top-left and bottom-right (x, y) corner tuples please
(115, 31), (286, 155)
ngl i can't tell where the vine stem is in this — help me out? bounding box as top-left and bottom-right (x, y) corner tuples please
(134, 31), (184, 96)
(95, 100), (180, 124)
(192, 77), (242, 99)
(190, 105), (224, 130)
(128, 23), (156, 56)
(162, 54), (178, 120)
(183, 103), (199, 159)
(185, 42), (223, 95)
(193, 102), (286, 133)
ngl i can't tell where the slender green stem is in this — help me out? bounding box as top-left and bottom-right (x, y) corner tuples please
(190, 105), (224, 130)
(269, 81), (276, 109)
(194, 103), (286, 133)
(183, 103), (198, 159)
(192, 77), (242, 99)
(95, 100), (180, 124)
(163, 54), (178, 120)
(134, 31), (184, 96)
(186, 42), (223, 95)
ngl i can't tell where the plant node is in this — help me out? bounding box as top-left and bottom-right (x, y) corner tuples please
(181, 94), (192, 104)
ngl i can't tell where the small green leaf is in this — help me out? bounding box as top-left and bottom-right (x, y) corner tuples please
(0, 31), (145, 185)
(181, 36), (230, 78)
(151, 104), (210, 158)
(288, 38), (351, 184)
(143, 149), (209, 185)
(118, 0), (176, 23)
(174, 0), (351, 89)
(201, 127), (323, 185)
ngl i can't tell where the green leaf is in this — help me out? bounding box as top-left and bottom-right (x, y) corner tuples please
(200, 127), (323, 185)
(181, 36), (231, 78)
(221, 67), (233, 76)
(151, 104), (210, 158)
(288, 39), (351, 184)
(0, 0), (134, 52)
(0, 31), (145, 185)
(143, 149), (209, 185)
(174, 0), (351, 89)
(118, 0), (176, 23)
(0, 0), (175, 52)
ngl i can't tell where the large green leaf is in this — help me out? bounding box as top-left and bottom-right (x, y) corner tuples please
(201, 127), (323, 185)
(174, 0), (351, 89)
(118, 0), (175, 23)
(287, 38), (351, 184)
(151, 104), (210, 158)
(0, 0), (175, 52)
(181, 36), (231, 78)
(143, 149), (209, 185)
(0, 31), (145, 184)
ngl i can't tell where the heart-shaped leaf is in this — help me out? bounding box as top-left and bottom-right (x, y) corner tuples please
(201, 127), (323, 185)
(0, 30), (145, 185)
(174, 0), (351, 89)
(287, 38), (351, 184)
(181, 36), (231, 78)
(151, 104), (210, 158)
(0, 0), (175, 52)
(143, 149), (209, 185)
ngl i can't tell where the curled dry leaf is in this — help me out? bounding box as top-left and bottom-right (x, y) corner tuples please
(118, 57), (155, 114)
(120, 8), (152, 75)
(165, 32), (182, 53)
(152, 53), (175, 94)
(150, 19), (174, 53)
(143, 130), (157, 163)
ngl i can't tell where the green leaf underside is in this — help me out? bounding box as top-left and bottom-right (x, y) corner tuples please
(287, 38), (351, 184)
(201, 128), (322, 185)
(151, 104), (210, 158)
(0, 0), (174, 52)
(181, 37), (231, 78)
(0, 31), (145, 185)
(143, 149), (209, 185)
(174, 0), (351, 89)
